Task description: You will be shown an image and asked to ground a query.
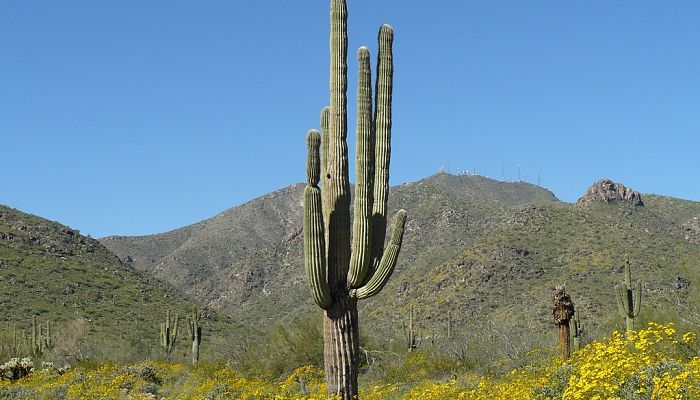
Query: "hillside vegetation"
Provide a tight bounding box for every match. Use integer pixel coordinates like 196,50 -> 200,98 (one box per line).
101,174 -> 700,372
0,205 -> 248,363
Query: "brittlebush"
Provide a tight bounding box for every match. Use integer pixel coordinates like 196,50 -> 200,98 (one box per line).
0,323 -> 697,399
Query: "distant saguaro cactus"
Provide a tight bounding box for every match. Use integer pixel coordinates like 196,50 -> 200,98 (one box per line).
615,255 -> 642,333
402,306 -> 421,352
160,311 -> 178,360
572,309 -> 584,351
188,307 -> 202,366
29,316 -> 52,358
552,285 -> 575,359
303,0 -> 407,397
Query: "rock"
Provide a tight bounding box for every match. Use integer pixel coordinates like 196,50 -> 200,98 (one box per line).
674,276 -> 690,290
578,179 -> 643,206
683,217 -> 700,235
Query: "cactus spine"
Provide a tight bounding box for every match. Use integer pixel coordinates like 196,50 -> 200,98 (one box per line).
303,1 -> 406,397
572,309 -> 584,351
552,285 -> 574,360
160,311 -> 178,360
188,307 -> 202,366
615,255 -> 642,332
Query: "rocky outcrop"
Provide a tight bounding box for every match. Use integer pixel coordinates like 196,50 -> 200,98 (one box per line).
578,179 -> 643,207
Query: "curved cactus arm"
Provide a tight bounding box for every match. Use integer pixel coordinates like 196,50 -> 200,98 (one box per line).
633,280 -> 642,317
304,129 -> 333,309
351,210 -> 406,300
615,284 -> 627,318
369,24 -> 394,275
348,47 -> 374,288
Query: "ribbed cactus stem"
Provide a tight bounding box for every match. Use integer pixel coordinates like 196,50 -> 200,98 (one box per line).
347,47 -> 374,287
351,210 -> 406,299
304,130 -> 332,310
370,24 -> 394,273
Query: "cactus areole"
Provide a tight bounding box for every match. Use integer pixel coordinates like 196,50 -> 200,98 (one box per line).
303,1 -> 407,397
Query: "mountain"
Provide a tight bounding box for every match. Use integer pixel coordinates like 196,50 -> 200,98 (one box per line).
101,173 -> 700,369
0,205 -> 247,362
100,173 -> 560,323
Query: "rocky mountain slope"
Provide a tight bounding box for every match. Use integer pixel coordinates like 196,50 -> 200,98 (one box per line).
0,205 -> 246,361
101,173 -> 700,362
101,174 -> 559,321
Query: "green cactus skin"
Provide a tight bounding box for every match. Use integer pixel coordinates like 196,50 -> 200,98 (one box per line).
160,311 -> 179,360
302,1 -> 406,397
572,309 -> 584,351
615,255 -> 642,332
188,307 -> 202,366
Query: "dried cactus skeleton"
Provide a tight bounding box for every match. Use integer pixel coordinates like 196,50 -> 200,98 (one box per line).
303,0 -> 407,397
552,285 -> 575,359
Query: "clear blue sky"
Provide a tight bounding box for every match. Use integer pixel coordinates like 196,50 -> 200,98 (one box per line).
2,1 -> 699,238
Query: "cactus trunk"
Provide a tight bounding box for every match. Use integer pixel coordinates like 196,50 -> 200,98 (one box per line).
323,292 -> 359,397
303,1 -> 406,397
559,323 -> 571,359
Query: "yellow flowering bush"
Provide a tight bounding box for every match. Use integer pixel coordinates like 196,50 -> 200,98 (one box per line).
0,322 -> 696,399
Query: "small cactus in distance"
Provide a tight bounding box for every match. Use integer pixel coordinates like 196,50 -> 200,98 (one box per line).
160,311 -> 178,360
447,311 -> 452,341
188,307 -> 202,366
615,255 -> 642,332
29,317 -> 53,358
572,309 -> 584,351
402,306 -> 421,352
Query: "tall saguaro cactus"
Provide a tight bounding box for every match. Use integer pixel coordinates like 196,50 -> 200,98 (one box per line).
303,1 -> 407,397
615,255 -> 642,332
188,307 -> 202,366
160,311 -> 178,360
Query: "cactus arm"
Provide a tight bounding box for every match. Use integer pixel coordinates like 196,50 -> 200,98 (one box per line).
348,47 -> 374,287
633,280 -> 642,318
369,24 -> 394,275
304,130 -> 332,309
351,210 -> 406,299
327,0 -> 352,291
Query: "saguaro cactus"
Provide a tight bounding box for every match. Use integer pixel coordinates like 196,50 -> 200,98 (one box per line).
188,307 -> 202,366
572,309 -> 584,351
160,311 -> 178,360
402,306 -> 421,352
615,255 -> 642,332
303,1 -> 406,397
552,285 -> 575,359
29,317 -> 53,358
